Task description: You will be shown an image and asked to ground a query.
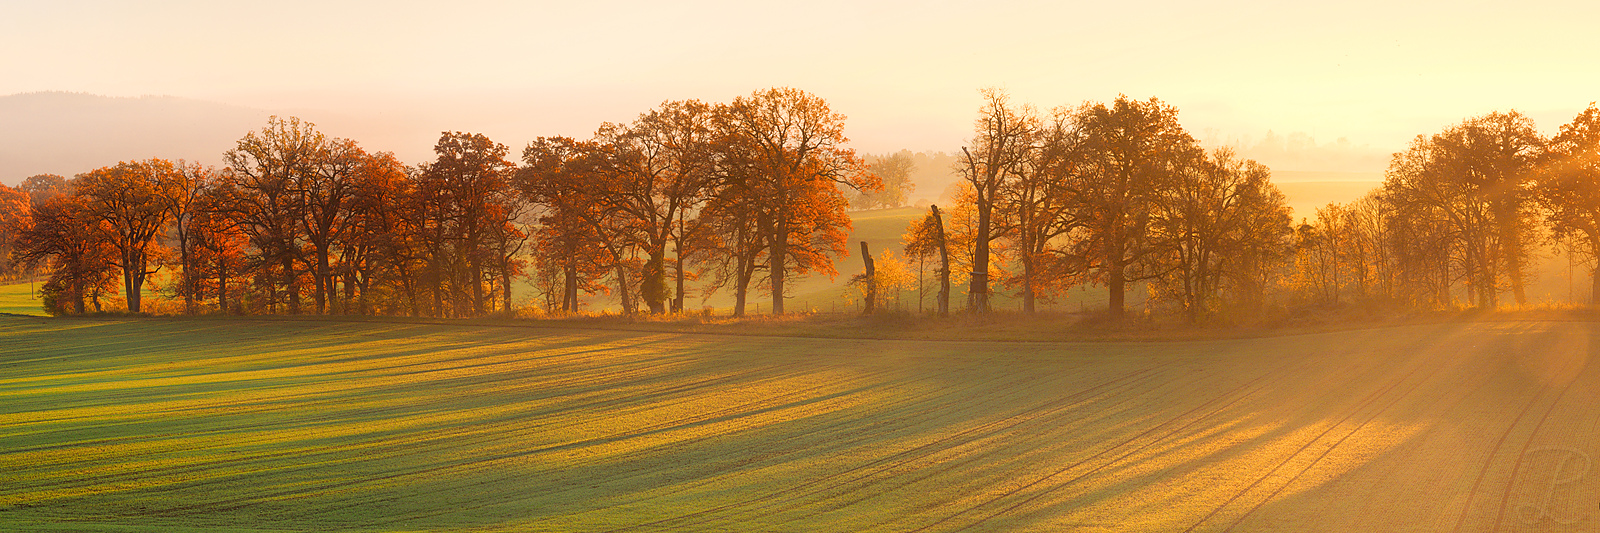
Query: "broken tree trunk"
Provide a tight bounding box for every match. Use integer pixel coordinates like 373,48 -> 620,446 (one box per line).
861,241 -> 876,315
930,205 -> 950,317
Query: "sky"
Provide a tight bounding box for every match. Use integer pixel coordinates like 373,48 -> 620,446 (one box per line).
4,0 -> 1600,174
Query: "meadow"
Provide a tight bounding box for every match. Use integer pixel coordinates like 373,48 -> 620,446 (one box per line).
2,314 -> 1597,531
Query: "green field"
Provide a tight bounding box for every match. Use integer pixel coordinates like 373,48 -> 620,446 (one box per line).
3,316 -> 1597,531
0,280 -> 46,317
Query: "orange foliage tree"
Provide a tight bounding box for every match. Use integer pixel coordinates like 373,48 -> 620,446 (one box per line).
75,159 -> 182,313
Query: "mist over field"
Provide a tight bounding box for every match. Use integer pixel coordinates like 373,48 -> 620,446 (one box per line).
0,92 -> 1383,219
7,2 -> 1600,529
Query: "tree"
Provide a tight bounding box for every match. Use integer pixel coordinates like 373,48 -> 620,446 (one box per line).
1071,96 -> 1200,319
11,194 -> 118,314
298,138 -> 365,314
188,181 -> 249,314
1539,103 -> 1600,304
343,151 -> 423,315
996,107 -> 1090,313
0,183 -> 30,280
956,89 -> 1038,312
163,161 -> 212,314
225,116 -> 322,314
1152,148 -> 1290,321
518,136 -> 614,314
855,151 -> 915,209
75,159 -> 181,313
593,100 -> 720,314
419,131 -> 519,317
723,87 -> 877,315
904,204 -> 952,316
19,174 -> 68,206
1383,111 -> 1543,308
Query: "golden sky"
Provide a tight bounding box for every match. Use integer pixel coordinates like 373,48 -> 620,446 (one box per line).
4,0 -> 1598,173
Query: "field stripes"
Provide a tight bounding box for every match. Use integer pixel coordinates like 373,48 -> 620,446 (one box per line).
0,317 -> 1597,531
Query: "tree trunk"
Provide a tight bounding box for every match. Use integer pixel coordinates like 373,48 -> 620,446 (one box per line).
1021,251 -> 1035,314
217,252 -> 228,315
123,261 -> 139,314
282,251 -> 300,314
770,209 -> 787,315
643,250 -> 666,314
470,256 -> 485,317
614,260 -> 632,315
674,254 -> 686,314
931,205 -> 950,317
315,246 -> 331,314
674,215 -> 686,313
1107,239 -> 1125,320
968,201 -> 991,313
502,258 -> 513,314
733,257 -> 752,318
72,278 -> 85,315
1592,264 -> 1600,307
429,256 -> 444,317
179,224 -> 195,315
860,241 -> 876,315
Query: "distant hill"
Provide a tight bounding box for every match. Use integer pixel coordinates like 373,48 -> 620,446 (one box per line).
0,92 -> 271,185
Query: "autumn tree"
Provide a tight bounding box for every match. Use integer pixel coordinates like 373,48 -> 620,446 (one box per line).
418,131 -> 519,317
1539,103 -> 1600,304
722,87 -> 877,314
0,183 -> 29,279
855,151 -> 915,209
1071,96 -> 1200,319
19,174 -> 68,206
1152,148 -> 1290,321
519,136 -> 615,314
956,89 -> 1038,312
225,116 -> 322,314
904,204 -> 952,316
188,181 -> 249,314
161,161 -> 212,314
1383,111 -> 1543,308
593,100 -> 720,314
995,107 -> 1090,313
75,160 -> 182,313
296,138 -> 366,314
700,160 -> 770,317
342,151 -> 422,315
11,194 -> 119,314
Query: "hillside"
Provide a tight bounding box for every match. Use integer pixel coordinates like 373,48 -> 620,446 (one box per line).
0,92 -> 271,185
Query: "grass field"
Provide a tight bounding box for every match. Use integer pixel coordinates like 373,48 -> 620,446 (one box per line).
0,280 -> 45,317
3,316 -> 1598,531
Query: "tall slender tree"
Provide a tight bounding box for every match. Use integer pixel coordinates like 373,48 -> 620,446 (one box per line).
956,89 -> 1038,312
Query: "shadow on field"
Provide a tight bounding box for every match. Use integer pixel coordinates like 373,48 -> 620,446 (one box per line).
2,318 -> 1598,531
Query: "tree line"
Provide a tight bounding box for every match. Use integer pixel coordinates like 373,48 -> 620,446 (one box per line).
6,87 -> 1600,321
905,91 -> 1291,321
1292,106 -> 1600,310
0,88 -> 877,317
897,92 -> 1600,321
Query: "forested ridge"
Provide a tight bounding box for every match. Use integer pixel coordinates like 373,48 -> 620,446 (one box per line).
4,87 -> 1599,322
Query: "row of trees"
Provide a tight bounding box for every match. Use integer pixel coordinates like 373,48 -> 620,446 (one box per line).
1294,106 -> 1600,309
907,91 -> 1292,321
10,87 -> 1600,320
1,88 -> 879,317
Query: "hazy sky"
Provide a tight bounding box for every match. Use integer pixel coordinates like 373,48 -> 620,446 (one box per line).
5,0 -> 1599,173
